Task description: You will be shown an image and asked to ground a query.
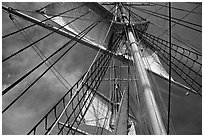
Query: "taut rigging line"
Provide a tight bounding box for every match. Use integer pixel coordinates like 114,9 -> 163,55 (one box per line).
2,9 -> 91,63
131,5 -> 201,28
2,10 -> 92,96
119,5 -> 202,56
149,2 -> 201,15
58,31 -> 123,136
12,17 -> 72,90
132,6 -> 201,33
2,3 -> 87,39
167,2 -> 172,134
2,6 -> 116,113
139,33 -> 202,96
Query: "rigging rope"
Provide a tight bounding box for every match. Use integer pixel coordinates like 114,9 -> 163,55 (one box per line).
57,30 -> 122,135
2,10 -> 91,63
93,14 -> 117,135
84,15 -> 117,135
139,33 -> 202,95
2,10 -> 101,113
150,2 -> 201,15
27,73 -> 86,134
145,3 -> 168,19
127,11 -> 175,134
54,48 -> 114,135
185,2 -> 202,5
27,25 -> 111,135
2,10 -> 91,97
93,15 -> 116,135
137,29 -> 201,65
13,17 -> 72,90
3,2 -> 201,135
64,60 -> 111,135
132,6 -> 201,28
47,7 -> 117,134
27,6 -> 118,135
131,6 -> 201,33
157,5 -> 201,35
149,22 -> 202,55
167,3 -> 172,134
156,4 -> 201,52
63,33 -> 123,135
54,49 -> 106,135
2,3 -> 87,39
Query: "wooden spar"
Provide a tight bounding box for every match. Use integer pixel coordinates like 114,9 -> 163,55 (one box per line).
2,5 -> 131,65
128,30 -> 166,134
114,90 -> 128,135
118,3 -> 166,134
3,5 -> 196,97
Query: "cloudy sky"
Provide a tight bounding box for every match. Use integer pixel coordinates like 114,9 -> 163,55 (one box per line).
2,2 -> 202,135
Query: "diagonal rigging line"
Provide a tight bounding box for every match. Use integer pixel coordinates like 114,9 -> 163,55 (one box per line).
58,29 -> 121,136
42,13 -> 111,23
71,17 -> 116,128
156,4 -> 202,54
63,47 -> 117,135
95,84 -> 110,135
27,73 -> 86,135
129,10 -> 201,61
132,6 -> 201,33
94,15 -> 116,135
2,9 -> 91,63
158,4 -> 201,37
132,5 -> 201,28
61,57 -> 110,135
52,47 -> 110,135
46,8 -> 117,135
65,33 -> 123,135
185,2 -> 202,5
144,31 -> 201,65
150,2 -> 201,15
129,6 -> 202,56
2,6 -> 115,114
149,22 -> 202,55
145,3 -> 168,19
140,35 -> 202,95
2,3 -> 87,39
67,40 -> 123,136
13,18 -> 72,90
133,24 -> 202,94
2,10 -> 91,96
28,8 -> 116,135
28,48 -> 107,135
3,19 -> 96,114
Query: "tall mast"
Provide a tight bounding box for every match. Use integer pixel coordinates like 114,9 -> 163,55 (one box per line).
118,3 -> 166,134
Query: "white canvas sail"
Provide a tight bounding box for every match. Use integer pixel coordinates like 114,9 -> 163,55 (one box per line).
2,2 -> 201,135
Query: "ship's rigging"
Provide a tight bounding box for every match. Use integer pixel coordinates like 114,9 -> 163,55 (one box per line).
2,2 -> 202,135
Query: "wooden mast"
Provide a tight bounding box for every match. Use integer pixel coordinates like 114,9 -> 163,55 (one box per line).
117,3 -> 166,134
